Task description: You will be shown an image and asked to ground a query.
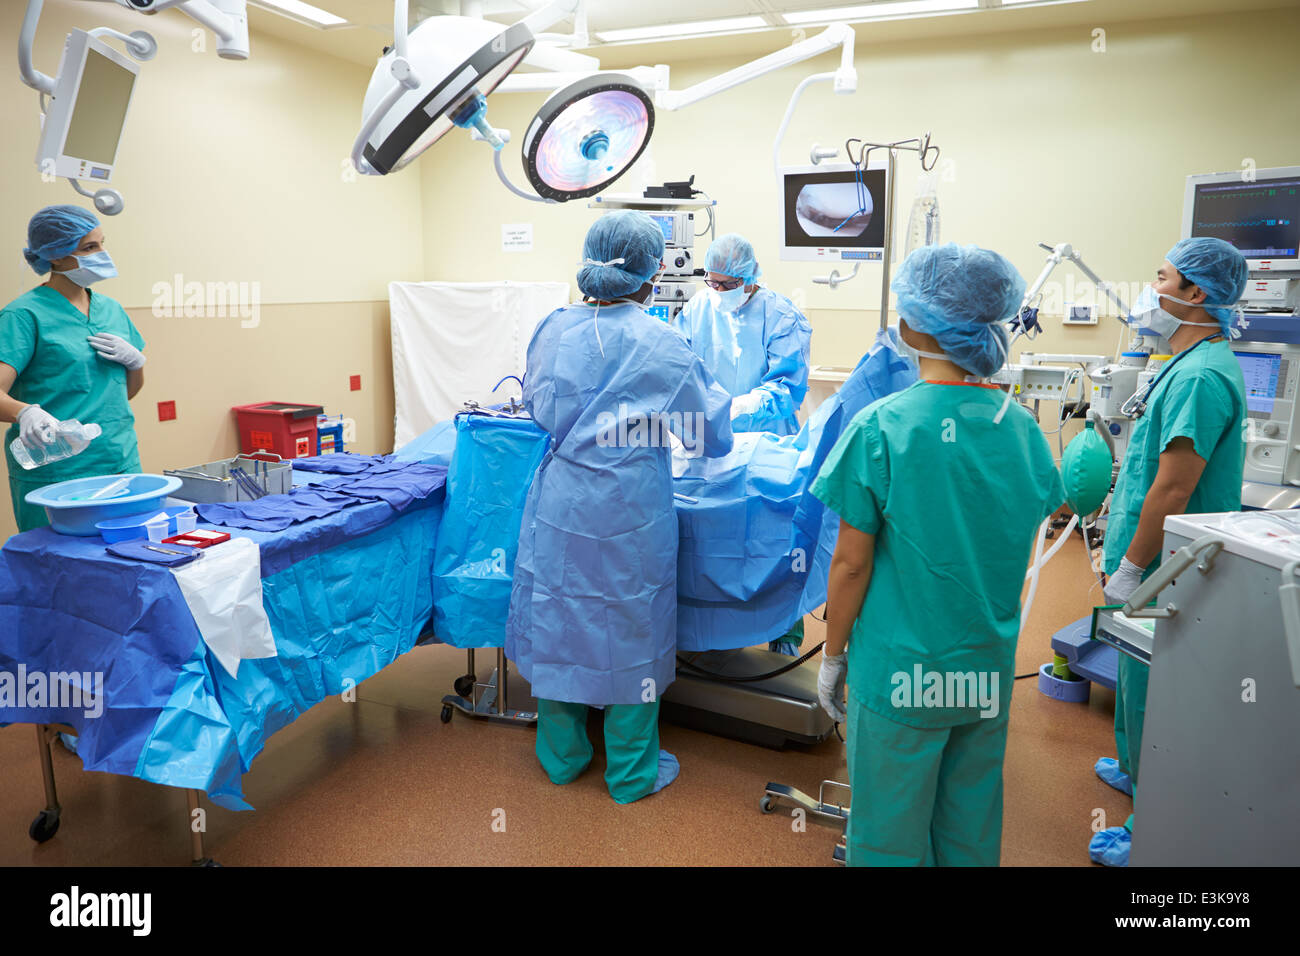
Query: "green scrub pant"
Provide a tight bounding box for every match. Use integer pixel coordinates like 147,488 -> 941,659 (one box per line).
536,698 -> 662,805
8,473 -> 54,533
1114,653 -> 1149,831
845,694 -> 1011,866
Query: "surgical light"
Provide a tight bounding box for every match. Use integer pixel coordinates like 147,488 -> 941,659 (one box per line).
521,74 -> 654,202
355,14 -> 534,175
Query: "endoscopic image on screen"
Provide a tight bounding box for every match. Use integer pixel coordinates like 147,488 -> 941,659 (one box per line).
782,168 -> 887,247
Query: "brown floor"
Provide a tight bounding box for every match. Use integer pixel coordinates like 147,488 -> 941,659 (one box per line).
0,530 -> 1129,866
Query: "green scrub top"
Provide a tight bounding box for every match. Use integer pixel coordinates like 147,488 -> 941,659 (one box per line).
811,380 -> 1065,729
1,286 -> 145,531
1102,339 -> 1246,577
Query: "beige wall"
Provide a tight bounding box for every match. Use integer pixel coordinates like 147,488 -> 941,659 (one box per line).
420,8 -> 1300,368
3,3 -> 1298,540
0,1 -> 420,539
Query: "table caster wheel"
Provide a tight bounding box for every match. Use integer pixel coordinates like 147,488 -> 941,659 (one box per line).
440,704 -> 453,723
759,795 -> 777,814
29,809 -> 60,843
453,674 -> 476,698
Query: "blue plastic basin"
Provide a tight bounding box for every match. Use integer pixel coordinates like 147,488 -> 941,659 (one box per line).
25,474 -> 184,536
96,505 -> 195,544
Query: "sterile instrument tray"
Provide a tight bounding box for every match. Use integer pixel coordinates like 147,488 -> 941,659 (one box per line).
165,453 -> 292,504
1090,605 -> 1155,664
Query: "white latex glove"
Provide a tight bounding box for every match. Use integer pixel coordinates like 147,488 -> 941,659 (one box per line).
17,404 -> 59,449
667,431 -> 689,478
818,651 -> 848,723
1103,557 -> 1145,607
87,333 -> 146,370
730,391 -> 762,421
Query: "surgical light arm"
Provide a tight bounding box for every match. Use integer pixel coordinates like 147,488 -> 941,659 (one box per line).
659,22 -> 855,112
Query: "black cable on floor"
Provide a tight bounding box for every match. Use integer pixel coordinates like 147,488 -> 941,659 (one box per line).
675,641 -> 826,683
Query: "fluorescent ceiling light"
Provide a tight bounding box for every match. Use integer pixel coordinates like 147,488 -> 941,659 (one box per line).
250,0 -> 348,27
783,1 -> 979,25
596,16 -> 768,43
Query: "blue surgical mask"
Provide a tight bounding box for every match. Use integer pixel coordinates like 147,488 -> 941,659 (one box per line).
710,285 -> 749,314
1128,285 -> 1221,340
55,251 -> 117,287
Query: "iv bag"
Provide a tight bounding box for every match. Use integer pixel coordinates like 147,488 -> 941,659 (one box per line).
903,171 -> 941,258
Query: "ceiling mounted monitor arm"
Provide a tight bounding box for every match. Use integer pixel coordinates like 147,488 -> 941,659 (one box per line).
768,25 -> 858,179
105,1 -> 249,59
657,22 -> 856,112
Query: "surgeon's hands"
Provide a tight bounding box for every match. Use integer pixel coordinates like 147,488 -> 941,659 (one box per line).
1103,557 -> 1145,607
818,651 -> 848,723
17,404 -> 59,449
87,333 -> 146,370
730,391 -> 761,421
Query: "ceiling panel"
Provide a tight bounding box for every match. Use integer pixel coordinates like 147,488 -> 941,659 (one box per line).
233,0 -> 1296,69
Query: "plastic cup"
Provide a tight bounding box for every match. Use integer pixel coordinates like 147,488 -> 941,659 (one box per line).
176,510 -> 198,534
145,518 -> 168,543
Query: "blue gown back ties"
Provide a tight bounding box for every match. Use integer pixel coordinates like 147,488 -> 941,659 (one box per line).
505,302 -> 734,708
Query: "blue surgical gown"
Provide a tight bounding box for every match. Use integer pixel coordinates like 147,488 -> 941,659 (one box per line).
672,286 -> 812,436
506,302 -> 733,706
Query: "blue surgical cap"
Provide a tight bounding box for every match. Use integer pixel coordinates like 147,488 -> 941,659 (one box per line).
577,211 -> 665,300
704,233 -> 761,284
24,204 -> 100,275
1166,237 -> 1249,332
893,242 -> 1025,379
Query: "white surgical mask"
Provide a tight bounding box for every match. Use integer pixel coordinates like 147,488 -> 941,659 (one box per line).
55,251 -> 117,287
1128,285 -> 1224,340
710,285 -> 749,314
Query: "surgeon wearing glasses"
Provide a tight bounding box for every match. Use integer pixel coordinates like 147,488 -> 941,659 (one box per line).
672,233 -> 812,437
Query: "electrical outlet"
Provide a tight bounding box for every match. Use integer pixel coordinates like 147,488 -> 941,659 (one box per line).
158,400 -> 176,422
350,375 -> 362,391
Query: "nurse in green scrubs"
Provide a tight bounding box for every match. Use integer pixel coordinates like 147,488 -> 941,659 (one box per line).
1089,237 -> 1248,867
0,205 -> 146,533
811,244 -> 1065,866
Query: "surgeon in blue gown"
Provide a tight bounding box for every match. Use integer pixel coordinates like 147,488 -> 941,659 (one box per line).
672,233 -> 812,437
506,211 -> 734,804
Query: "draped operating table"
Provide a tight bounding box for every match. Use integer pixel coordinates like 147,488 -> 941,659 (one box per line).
0,461 -> 446,864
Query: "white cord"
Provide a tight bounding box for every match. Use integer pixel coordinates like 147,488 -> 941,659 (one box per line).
494,150 -> 557,204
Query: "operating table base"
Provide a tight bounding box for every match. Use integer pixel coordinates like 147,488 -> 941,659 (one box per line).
661,648 -> 835,749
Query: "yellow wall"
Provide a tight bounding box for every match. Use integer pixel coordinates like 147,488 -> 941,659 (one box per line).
0,1 -> 420,539
420,8 -> 1300,368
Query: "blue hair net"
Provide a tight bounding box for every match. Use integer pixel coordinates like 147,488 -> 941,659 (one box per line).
893,242 -> 1025,379
577,211 -> 665,300
1166,237 -> 1249,332
704,233 -> 761,284
24,204 -> 100,275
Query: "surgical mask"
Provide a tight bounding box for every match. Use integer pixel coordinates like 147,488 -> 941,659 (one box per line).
710,285 -> 749,314
54,251 -> 116,287
1127,285 -> 1224,340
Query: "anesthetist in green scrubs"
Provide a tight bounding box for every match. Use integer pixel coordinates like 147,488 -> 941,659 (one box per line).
0,205 -> 147,533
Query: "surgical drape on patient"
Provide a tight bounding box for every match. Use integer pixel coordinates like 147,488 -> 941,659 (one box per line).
673,327 -> 918,649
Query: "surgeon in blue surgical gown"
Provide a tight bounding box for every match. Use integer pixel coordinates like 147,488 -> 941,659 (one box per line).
506,211 -> 733,804
672,233 -> 812,437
